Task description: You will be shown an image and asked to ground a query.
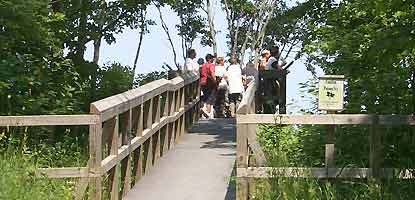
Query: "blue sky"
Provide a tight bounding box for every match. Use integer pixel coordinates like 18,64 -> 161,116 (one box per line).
84,0 -> 323,113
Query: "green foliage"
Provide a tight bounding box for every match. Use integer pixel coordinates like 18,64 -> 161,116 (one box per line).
96,62 -> 134,100
0,154 -> 72,200
302,0 -> 415,114
256,124 -> 415,199
134,71 -> 168,86
170,0 -> 208,51
0,0 -> 84,115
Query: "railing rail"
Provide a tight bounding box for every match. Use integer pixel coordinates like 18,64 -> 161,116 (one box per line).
235,81 -> 415,200
0,71 -> 201,200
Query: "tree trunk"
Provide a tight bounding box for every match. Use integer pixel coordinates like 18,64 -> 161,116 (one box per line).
93,0 -> 107,65
207,0 -> 217,57
231,19 -> 241,60
93,38 -> 102,64
133,8 -> 148,85
76,0 -> 88,63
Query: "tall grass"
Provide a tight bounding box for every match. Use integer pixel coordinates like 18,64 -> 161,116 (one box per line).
0,154 -> 73,200
253,125 -> 415,200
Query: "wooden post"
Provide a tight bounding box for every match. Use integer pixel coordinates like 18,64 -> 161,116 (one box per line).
153,131 -> 161,164
279,74 -> 287,114
136,104 -> 143,137
369,115 -> 382,177
174,90 -> 178,113
162,126 -> 169,156
170,122 -> 176,148
325,111 -> 336,171
181,87 -> 185,109
236,123 -> 249,200
163,92 -> 169,118
133,146 -> 143,184
146,98 -> 153,129
89,121 -> 102,200
109,116 -> 119,200
154,96 -> 161,123
144,136 -> 153,174
121,110 -> 132,196
169,91 -> 175,115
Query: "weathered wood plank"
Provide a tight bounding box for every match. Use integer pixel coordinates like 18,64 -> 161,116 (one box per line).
0,115 -> 99,126
89,121 -> 102,200
74,177 -> 89,200
237,114 -> 415,125
133,146 -> 143,184
36,167 -> 89,178
237,167 -> 415,179
121,110 -> 132,196
146,98 -> 153,130
91,79 -> 170,122
246,125 -> 267,167
236,124 -> 249,200
90,71 -> 198,122
236,82 -> 256,115
108,116 -> 120,200
369,115 -> 383,177
145,136 -> 153,174
325,111 -> 336,169
153,131 -> 161,164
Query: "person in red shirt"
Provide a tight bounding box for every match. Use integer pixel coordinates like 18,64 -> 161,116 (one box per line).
200,54 -> 216,118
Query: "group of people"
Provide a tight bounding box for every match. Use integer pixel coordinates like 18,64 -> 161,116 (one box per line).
184,47 -> 287,119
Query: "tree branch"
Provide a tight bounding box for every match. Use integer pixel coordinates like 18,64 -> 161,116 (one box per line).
154,2 -> 180,69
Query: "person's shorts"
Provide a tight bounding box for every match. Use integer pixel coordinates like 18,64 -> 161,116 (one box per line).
206,91 -> 216,105
229,93 -> 241,104
201,85 -> 210,102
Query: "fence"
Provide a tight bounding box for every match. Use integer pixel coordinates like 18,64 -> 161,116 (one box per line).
235,82 -> 415,200
0,71 -> 200,200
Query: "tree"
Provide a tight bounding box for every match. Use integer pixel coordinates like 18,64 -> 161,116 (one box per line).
222,0 -> 280,63
0,0 -> 83,115
205,0 -> 218,57
171,0 -> 208,60
302,0 -> 415,115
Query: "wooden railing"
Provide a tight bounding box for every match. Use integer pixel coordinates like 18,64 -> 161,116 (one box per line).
235,82 -> 415,200
0,71 -> 200,200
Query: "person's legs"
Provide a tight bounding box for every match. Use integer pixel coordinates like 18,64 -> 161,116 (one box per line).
206,90 -> 216,119
229,93 -> 239,117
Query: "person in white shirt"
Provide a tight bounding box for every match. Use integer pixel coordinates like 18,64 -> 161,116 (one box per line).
225,58 -> 244,116
265,46 -> 287,71
184,49 -> 199,72
215,57 -> 226,78
214,57 -> 228,118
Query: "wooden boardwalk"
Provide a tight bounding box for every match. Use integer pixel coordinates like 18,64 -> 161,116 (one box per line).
124,118 -> 236,200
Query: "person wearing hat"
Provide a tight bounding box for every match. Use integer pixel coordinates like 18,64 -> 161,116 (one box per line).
259,49 -> 270,71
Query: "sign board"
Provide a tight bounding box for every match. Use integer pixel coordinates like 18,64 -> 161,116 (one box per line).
318,75 -> 345,111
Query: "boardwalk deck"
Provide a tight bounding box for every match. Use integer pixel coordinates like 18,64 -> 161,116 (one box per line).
124,119 -> 236,200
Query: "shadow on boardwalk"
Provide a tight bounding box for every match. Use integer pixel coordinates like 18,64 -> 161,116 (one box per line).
188,118 -> 236,150
189,118 -> 237,200
125,118 -> 237,200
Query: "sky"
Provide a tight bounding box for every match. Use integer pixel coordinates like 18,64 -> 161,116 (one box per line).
84,0 -> 323,113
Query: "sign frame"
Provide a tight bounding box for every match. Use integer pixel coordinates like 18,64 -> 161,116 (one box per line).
318,75 -> 345,111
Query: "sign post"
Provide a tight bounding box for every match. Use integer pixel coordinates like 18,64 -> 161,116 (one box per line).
318,75 -> 345,173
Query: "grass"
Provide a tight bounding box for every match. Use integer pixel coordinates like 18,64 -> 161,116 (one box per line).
0,153 -> 74,200
252,124 -> 415,200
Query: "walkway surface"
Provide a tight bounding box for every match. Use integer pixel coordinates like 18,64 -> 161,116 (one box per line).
124,118 -> 236,200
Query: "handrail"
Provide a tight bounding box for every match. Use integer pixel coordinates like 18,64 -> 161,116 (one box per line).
236,81 -> 256,115
0,71 -> 201,200
91,71 -> 199,122
235,79 -> 415,200
88,71 -> 200,200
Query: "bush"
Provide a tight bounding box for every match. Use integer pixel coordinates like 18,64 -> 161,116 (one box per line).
254,124 -> 415,199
